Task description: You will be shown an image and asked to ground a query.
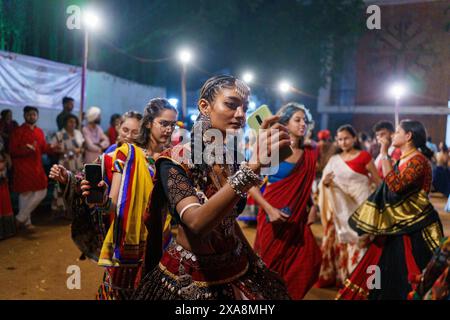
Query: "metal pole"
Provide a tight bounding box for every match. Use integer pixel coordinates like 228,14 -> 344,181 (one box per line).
80,30 -> 89,128
394,96 -> 399,127
181,63 -> 187,123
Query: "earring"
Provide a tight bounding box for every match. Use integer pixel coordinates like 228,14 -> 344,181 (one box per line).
199,112 -> 212,134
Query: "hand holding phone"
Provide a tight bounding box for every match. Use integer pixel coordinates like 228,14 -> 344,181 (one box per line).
247,105 -> 274,131
280,207 -> 293,216
248,105 -> 293,164
84,164 -> 105,204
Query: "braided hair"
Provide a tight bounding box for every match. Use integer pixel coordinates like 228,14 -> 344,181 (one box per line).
199,75 -> 250,104
190,75 -> 250,190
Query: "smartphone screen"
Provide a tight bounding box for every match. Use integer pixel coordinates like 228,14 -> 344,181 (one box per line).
280,207 -> 293,216
84,164 -> 104,204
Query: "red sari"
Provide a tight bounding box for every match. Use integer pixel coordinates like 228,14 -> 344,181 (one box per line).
254,147 -> 322,299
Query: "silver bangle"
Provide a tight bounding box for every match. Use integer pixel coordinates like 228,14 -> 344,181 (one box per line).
227,163 -> 262,198
179,203 -> 201,222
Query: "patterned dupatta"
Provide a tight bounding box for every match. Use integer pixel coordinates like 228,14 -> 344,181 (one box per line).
98,143 -> 153,267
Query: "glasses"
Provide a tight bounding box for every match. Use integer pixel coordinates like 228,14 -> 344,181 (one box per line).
298,117 -> 312,125
156,120 -> 177,130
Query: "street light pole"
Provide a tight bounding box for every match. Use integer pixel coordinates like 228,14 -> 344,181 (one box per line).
80,30 -> 89,128
181,62 -> 187,123
390,83 -> 406,128
394,96 -> 400,128
178,48 -> 192,123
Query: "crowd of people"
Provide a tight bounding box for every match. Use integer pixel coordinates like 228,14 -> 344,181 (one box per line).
0,98 -> 122,235
0,74 -> 449,300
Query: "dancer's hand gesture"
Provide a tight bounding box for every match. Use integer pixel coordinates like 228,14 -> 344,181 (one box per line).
379,137 -> 390,156
248,115 -> 291,173
322,172 -> 334,187
266,206 -> 290,224
49,164 -> 69,185
80,180 -> 107,198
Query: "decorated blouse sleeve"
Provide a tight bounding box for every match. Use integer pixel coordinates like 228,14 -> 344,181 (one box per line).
112,150 -> 127,174
385,155 -> 426,193
158,160 -> 198,216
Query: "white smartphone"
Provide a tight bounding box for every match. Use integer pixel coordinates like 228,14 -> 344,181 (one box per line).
247,104 -> 293,161
247,105 -> 273,131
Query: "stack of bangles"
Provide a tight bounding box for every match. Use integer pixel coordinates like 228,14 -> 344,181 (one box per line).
227,162 -> 263,198
177,163 -> 261,223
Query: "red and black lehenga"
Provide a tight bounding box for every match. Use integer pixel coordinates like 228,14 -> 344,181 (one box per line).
337,153 -> 444,300
133,148 -> 290,300
254,146 -> 322,300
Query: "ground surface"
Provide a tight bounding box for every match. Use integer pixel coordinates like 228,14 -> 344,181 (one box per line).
0,194 -> 448,300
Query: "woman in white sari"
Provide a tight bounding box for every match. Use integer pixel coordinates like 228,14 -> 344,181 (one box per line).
316,125 -> 381,288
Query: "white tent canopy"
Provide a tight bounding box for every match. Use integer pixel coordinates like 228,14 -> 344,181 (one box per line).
0,50 -> 166,135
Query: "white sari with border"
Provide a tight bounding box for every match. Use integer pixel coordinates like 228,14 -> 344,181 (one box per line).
319,154 -> 373,244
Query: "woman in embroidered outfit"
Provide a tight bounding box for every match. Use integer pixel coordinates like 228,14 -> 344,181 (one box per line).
316,125 -> 381,288
337,120 -> 444,300
50,104 -> 176,300
50,114 -> 85,218
247,102 -> 321,300
133,75 -> 291,300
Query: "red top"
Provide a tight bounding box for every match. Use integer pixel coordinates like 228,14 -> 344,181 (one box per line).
344,150 -> 372,176
385,153 -> 432,193
9,124 -> 52,193
107,126 -> 118,145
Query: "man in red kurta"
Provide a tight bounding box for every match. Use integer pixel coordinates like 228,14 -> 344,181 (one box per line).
9,106 -> 57,229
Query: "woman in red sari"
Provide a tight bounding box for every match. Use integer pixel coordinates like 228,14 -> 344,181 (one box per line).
337,120 -> 444,300
251,102 -> 322,300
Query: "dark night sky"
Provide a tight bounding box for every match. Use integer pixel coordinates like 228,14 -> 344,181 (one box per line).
0,0 -> 365,109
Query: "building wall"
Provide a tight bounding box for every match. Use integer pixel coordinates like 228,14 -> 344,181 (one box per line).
352,0 -> 450,141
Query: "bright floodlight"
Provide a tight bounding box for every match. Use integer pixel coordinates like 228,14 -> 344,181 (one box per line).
83,10 -> 101,31
390,83 -> 407,100
178,49 -> 193,64
242,72 -> 254,84
190,113 -> 198,122
168,98 -> 179,108
279,81 -> 291,93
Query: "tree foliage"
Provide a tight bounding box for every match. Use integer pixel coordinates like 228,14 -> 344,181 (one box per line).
0,0 -> 365,100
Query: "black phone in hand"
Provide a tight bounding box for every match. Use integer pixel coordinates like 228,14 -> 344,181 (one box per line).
84,164 -> 104,204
